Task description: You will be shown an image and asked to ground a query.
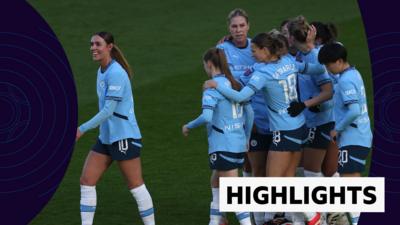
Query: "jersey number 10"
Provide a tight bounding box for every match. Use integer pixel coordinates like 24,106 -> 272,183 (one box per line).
278,74 -> 298,103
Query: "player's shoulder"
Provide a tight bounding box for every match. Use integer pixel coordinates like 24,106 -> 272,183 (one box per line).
340,67 -> 360,82
203,87 -> 220,99
108,61 -> 128,79
214,75 -> 232,88
217,41 -> 230,50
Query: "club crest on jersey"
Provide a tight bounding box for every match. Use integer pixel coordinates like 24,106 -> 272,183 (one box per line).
295,54 -> 303,62
244,68 -> 254,76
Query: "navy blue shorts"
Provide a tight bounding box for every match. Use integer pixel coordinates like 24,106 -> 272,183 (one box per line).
306,122 -> 335,149
338,145 -> 370,174
269,124 -> 308,152
209,151 -> 245,171
249,132 -> 272,152
92,138 -> 142,161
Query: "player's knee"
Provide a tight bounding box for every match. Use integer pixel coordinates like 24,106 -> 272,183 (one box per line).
127,178 -> 144,189
80,175 -> 97,186
322,168 -> 337,177
252,164 -> 266,177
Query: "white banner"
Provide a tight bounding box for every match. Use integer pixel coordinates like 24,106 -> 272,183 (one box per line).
219,177 -> 385,212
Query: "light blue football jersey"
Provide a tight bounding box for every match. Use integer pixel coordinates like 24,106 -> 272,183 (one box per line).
297,47 -> 334,128
334,67 -> 372,148
247,55 -> 306,131
218,39 -> 270,134
96,60 -> 141,144
202,75 -> 247,154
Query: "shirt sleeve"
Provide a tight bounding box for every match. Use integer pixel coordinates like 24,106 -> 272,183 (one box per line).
105,71 -> 125,101
335,103 -> 361,132
313,72 -> 332,86
339,80 -> 359,105
186,109 -> 214,129
202,89 -> 218,110
243,103 -> 254,142
296,61 -> 325,75
247,70 -> 267,93
216,85 -> 255,103
79,100 -> 118,133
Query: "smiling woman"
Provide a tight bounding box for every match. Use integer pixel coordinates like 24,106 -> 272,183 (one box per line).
76,31 -> 155,225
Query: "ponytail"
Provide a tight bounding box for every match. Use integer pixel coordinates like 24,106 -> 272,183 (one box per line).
216,49 -> 242,91
111,44 -> 133,78
203,48 -> 241,91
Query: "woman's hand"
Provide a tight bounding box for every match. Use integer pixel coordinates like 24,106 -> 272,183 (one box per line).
306,24 -> 317,48
76,128 -> 84,141
182,125 -> 190,137
203,80 -> 217,90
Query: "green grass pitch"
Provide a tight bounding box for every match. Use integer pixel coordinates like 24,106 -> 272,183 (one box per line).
29,0 -> 372,224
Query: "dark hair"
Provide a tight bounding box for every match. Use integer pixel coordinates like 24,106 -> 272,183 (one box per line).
227,8 -> 249,24
287,15 -> 309,43
310,21 -> 338,44
280,19 -> 290,30
318,42 -> 347,64
95,31 -> 133,78
203,48 -> 241,91
251,30 -> 288,58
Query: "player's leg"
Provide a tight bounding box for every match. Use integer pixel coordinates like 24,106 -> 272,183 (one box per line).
267,126 -> 306,177
303,147 -> 325,177
80,140 -> 113,225
211,152 -> 251,225
247,133 -> 271,224
322,141 -> 339,177
338,145 -> 371,225
242,154 -> 252,177
285,151 -> 302,177
303,123 -> 334,177
115,139 -> 155,225
247,151 -> 266,225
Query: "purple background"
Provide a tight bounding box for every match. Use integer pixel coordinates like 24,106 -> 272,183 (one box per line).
0,0 -> 398,224
0,1 -> 77,224
357,0 -> 400,224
